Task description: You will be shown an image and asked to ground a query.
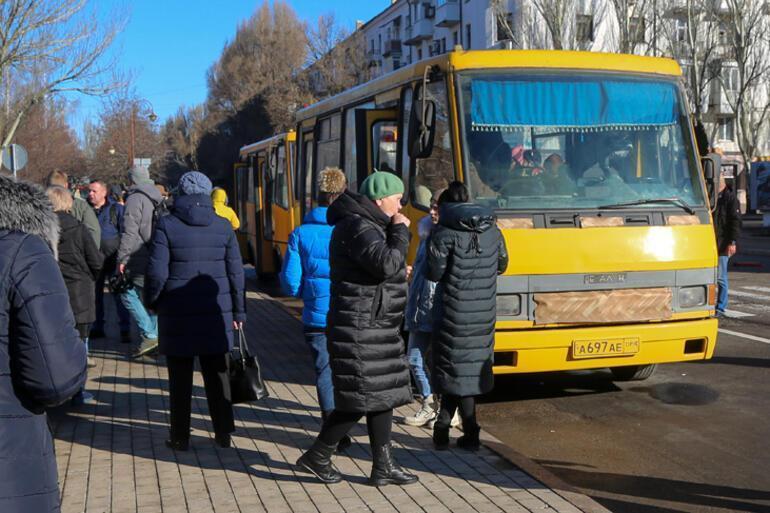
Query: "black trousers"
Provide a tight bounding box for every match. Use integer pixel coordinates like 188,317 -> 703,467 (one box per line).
166,354 -> 235,441
319,409 -> 393,448
435,394 -> 478,430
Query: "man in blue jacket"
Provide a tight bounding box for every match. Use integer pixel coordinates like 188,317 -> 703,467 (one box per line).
88,179 -> 131,342
0,174 -> 87,512
280,167 -> 348,449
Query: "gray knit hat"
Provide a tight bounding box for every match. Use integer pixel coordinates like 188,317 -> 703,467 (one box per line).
129,164 -> 152,185
178,171 -> 213,196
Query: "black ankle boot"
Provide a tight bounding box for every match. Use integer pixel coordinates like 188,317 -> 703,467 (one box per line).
296,439 -> 342,484
215,433 -> 231,448
165,438 -> 189,451
433,426 -> 450,451
369,444 -> 418,487
456,424 -> 481,451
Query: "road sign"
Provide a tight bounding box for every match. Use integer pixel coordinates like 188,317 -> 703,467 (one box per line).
1,144 -> 28,180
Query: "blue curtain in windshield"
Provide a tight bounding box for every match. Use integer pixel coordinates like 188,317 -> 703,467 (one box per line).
470,78 -> 678,131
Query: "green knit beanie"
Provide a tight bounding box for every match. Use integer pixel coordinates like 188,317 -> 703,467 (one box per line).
360,171 -> 404,200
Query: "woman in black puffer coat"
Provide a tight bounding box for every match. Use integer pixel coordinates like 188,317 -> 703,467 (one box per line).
296,172 -> 417,487
427,182 -> 508,451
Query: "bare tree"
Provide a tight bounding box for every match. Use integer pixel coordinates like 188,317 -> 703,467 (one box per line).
605,0 -> 655,54
720,0 -> 770,167
658,0 -> 721,122
161,105 -> 205,171
0,0 -> 125,150
305,14 -> 368,98
530,0 -> 571,49
490,0 -> 518,45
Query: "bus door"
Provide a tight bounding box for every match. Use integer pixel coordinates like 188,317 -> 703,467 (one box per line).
356,109 -> 399,183
232,163 -> 249,261
259,143 -> 292,274
256,150 -> 274,275
299,130 -> 314,220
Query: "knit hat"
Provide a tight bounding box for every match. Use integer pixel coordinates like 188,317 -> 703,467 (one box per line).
178,171 -> 212,196
360,171 -> 404,200
129,164 -> 152,184
319,167 -> 347,194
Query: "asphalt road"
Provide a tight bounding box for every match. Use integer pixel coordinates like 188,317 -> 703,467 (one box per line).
478,259 -> 770,513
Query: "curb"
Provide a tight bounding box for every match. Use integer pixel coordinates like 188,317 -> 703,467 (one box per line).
247,274 -> 612,513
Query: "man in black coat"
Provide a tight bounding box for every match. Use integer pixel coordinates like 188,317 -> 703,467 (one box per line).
296,171 -> 418,487
0,175 -> 87,512
714,173 -> 741,315
427,182 -> 508,451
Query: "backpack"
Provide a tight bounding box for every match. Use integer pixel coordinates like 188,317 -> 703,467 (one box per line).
133,189 -> 170,234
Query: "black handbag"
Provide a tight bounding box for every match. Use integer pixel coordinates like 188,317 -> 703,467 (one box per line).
228,327 -> 269,404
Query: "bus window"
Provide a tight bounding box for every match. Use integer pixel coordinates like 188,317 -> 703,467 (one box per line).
275,145 -> 289,209
302,135 -> 314,215
372,120 -> 398,174
260,152 -> 273,240
412,80 -> 456,209
316,113 -> 341,182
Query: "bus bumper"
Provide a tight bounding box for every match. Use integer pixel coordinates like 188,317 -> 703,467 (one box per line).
492,318 -> 718,374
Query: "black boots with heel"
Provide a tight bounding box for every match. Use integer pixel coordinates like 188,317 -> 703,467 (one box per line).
296,439 -> 342,484
369,444 -> 418,487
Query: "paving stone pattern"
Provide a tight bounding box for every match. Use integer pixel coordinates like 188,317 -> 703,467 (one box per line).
50,290 -> 588,513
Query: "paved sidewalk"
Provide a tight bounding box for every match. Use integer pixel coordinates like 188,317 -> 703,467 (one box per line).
50,288 -> 605,513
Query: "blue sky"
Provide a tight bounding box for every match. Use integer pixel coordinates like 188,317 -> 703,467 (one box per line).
70,1 -> 387,136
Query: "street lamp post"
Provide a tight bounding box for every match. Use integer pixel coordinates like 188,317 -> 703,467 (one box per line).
128,99 -> 158,168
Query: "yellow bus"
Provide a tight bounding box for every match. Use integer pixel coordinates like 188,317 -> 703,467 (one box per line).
291,49 -> 720,381
233,131 -> 298,275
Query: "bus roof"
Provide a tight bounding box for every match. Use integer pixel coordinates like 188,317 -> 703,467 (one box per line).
295,49 -> 682,122
239,131 -> 296,157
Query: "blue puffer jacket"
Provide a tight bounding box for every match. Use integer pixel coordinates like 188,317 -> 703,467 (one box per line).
144,193 -> 246,357
280,207 -> 332,328
0,176 -> 87,513
404,215 -> 439,333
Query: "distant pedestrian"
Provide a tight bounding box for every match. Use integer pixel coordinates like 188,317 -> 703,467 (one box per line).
145,171 -> 246,451
47,185 -> 104,403
117,165 -> 162,357
46,170 -> 101,246
427,182 -> 508,451
211,187 -> 240,230
280,167 -> 348,449
87,179 -> 131,342
714,172 -> 742,315
0,175 -> 87,513
296,171 -> 418,487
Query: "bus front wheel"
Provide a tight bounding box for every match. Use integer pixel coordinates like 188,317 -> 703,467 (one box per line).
610,364 -> 657,382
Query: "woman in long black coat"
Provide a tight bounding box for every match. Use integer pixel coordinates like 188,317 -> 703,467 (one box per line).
296,171 -> 417,487
427,182 -> 508,451
145,171 -> 245,451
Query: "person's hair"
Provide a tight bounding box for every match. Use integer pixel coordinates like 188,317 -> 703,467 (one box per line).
90,179 -> 108,190
46,170 -> 69,188
438,181 -> 469,205
46,185 -> 73,212
317,191 -> 342,207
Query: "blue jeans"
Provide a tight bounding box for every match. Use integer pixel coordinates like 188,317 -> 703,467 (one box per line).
304,329 -> 335,412
407,331 -> 432,398
120,285 -> 158,339
717,255 -> 730,313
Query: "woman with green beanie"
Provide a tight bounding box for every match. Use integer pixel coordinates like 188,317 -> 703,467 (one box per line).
296,171 -> 418,487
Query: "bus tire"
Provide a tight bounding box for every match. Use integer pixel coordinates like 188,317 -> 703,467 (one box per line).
610,364 -> 657,382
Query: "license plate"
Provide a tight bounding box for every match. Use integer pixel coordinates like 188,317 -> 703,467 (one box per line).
572,338 -> 640,359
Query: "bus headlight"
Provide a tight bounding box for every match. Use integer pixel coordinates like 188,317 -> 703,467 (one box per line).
679,286 -> 707,308
497,294 -> 522,316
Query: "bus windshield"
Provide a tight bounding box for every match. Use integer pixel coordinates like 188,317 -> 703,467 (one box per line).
457,72 -> 706,211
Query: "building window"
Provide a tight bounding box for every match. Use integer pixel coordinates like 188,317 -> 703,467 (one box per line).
465,24 -> 471,48
496,12 -> 514,42
629,16 -> 645,43
675,18 -> 688,43
453,31 -> 458,47
417,48 -> 423,60
441,37 -> 446,53
717,117 -> 735,141
722,66 -> 739,93
576,14 -> 594,43
718,22 -> 729,44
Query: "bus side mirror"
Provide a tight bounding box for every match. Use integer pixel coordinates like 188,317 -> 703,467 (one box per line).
701,156 -> 717,211
408,86 -> 436,159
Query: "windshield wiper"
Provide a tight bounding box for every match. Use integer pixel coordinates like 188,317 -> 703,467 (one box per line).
598,198 -> 696,215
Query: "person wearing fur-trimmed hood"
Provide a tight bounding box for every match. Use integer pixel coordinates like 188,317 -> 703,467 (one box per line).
0,174 -> 87,512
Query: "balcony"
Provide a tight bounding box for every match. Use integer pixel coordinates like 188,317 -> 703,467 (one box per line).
383,38 -> 402,57
366,48 -> 381,68
404,18 -> 434,45
435,0 -> 460,27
